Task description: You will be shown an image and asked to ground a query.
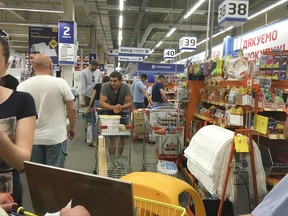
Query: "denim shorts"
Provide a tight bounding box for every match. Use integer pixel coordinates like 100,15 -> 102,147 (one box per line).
31,140 -> 67,168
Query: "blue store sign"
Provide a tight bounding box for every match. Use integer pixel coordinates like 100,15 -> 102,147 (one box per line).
58,20 -> 77,65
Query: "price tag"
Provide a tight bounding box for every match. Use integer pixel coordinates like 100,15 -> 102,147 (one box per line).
253,114 -> 268,135
234,135 -> 249,153
218,0 -> 249,27
164,49 -> 176,60
179,36 -> 197,52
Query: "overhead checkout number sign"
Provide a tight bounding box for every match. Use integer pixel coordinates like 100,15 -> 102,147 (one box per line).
58,20 -> 78,65
164,49 -> 176,60
179,36 -> 197,52
118,47 -> 150,63
218,0 -> 249,27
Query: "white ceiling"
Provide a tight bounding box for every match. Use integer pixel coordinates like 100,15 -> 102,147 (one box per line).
0,0 -> 282,64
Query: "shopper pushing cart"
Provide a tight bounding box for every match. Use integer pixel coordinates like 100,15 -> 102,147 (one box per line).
98,71 -> 133,177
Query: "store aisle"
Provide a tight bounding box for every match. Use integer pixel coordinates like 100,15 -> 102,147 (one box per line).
21,115 -> 144,212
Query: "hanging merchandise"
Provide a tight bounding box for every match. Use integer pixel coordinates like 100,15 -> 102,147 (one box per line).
226,57 -> 249,80
211,58 -> 224,77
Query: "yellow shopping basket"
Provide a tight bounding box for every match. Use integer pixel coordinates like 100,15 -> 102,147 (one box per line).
134,196 -> 186,216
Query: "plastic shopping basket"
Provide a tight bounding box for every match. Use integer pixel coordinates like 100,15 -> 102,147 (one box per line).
134,196 -> 186,216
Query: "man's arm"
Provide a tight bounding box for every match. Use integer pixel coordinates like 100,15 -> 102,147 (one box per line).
99,95 -> 115,110
160,88 -> 168,102
120,95 -> 133,110
66,100 -> 77,140
81,72 -> 87,106
141,88 -> 153,104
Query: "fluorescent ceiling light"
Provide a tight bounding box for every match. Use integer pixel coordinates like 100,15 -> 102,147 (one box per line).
248,0 -> 288,20
118,30 -> 122,41
150,49 -> 155,54
166,28 -> 177,37
212,26 -> 233,38
119,15 -> 123,28
118,39 -> 122,46
196,26 -> 233,46
184,0 -> 206,19
0,21 -> 57,27
0,6 -> 63,13
119,0 -> 124,11
155,41 -> 163,48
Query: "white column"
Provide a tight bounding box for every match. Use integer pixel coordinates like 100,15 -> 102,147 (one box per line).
61,0 -> 75,87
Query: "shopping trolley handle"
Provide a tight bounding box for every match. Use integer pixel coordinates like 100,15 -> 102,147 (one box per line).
100,125 -> 108,129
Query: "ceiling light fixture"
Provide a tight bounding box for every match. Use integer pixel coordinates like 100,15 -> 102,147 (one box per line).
184,0 -> 206,19
155,41 -> 163,48
0,6 -> 63,14
119,0 -> 124,11
166,27 -> 177,37
248,0 -> 288,20
119,15 -> 123,28
118,30 -> 123,41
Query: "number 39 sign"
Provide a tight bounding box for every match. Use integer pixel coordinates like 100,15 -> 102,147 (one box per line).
218,0 -> 249,27
179,36 -> 197,52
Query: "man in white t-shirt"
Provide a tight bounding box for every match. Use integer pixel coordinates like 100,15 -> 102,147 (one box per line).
17,54 -> 77,168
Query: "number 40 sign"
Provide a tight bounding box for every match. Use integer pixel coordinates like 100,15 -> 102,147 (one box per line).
218,0 -> 249,27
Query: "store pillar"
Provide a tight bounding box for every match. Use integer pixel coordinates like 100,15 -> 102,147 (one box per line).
61,0 -> 75,87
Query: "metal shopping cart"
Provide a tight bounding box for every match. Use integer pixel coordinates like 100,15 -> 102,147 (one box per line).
94,114 -> 132,178
142,108 -> 184,172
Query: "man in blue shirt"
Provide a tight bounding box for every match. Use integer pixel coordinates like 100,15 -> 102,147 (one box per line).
132,74 -> 153,109
151,75 -> 168,103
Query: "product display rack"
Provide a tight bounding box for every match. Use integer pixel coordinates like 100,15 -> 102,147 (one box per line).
185,77 -> 288,188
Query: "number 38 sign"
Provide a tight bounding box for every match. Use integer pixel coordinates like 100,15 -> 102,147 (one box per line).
218,0 -> 249,27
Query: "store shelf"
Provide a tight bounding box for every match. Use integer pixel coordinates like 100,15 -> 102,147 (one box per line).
253,132 -> 285,140
201,99 -> 236,107
194,113 -> 243,129
258,108 -> 285,112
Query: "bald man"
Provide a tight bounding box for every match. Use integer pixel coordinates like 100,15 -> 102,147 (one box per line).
17,54 -> 76,168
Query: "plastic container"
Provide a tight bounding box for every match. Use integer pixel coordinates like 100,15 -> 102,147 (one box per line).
99,115 -> 121,133
157,160 -> 178,177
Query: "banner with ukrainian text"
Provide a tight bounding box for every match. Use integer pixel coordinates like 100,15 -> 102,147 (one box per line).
233,18 -> 288,58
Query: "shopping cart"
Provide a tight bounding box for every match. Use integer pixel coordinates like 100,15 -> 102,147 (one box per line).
142,108 -> 184,172
94,114 -> 132,178
134,196 -> 186,216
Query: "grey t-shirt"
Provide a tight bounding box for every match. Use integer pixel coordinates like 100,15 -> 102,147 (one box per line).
100,82 -> 131,106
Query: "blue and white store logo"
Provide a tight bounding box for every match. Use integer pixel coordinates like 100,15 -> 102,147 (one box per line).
151,65 -> 155,69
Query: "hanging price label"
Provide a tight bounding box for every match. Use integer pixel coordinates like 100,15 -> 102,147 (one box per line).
218,0 -> 249,27
179,36 -> 197,52
164,49 -> 176,60
234,135 -> 249,153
